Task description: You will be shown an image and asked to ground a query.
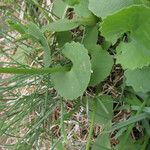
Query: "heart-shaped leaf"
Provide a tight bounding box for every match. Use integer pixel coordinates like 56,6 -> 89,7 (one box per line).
51,42 -> 91,100
100,5 -> 150,69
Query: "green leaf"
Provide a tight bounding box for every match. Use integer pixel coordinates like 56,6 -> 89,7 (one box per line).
7,19 -> 27,34
42,18 -> 80,32
27,23 -> 44,41
52,0 -> 67,18
89,95 -> 113,150
83,26 -> 98,50
88,0 -> 147,18
26,23 -> 51,67
100,5 -> 150,69
62,0 -> 80,6
89,46 -> 113,86
42,17 -> 97,33
56,142 -> 66,150
92,133 -> 111,150
74,0 -> 93,17
56,31 -> 72,47
51,42 -> 91,100
115,135 -> 142,150
109,113 -> 149,132
125,66 -> 150,93
89,95 -> 113,125
13,45 -> 33,64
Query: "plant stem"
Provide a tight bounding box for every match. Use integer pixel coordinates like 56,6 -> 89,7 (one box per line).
86,99 -> 97,150
0,66 -> 70,75
60,99 -> 67,142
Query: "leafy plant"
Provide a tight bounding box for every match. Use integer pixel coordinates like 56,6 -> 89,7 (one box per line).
0,0 -> 150,150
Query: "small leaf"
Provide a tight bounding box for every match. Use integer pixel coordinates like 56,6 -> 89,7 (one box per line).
100,5 -> 150,69
125,66 -> 150,93
51,42 -> 91,100
89,46 -> 113,86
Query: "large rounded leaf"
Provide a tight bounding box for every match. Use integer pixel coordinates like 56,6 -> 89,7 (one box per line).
51,42 -> 91,100
100,5 -> 150,69
89,46 -> 113,86
125,66 -> 150,93
88,0 -> 150,18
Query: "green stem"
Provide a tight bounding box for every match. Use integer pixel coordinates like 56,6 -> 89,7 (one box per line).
86,100 -> 97,150
60,99 -> 67,142
0,66 -> 70,75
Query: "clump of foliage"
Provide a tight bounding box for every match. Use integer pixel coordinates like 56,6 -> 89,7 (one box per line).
0,0 -> 150,150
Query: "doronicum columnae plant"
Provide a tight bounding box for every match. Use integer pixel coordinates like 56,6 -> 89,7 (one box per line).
0,0 -> 150,149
